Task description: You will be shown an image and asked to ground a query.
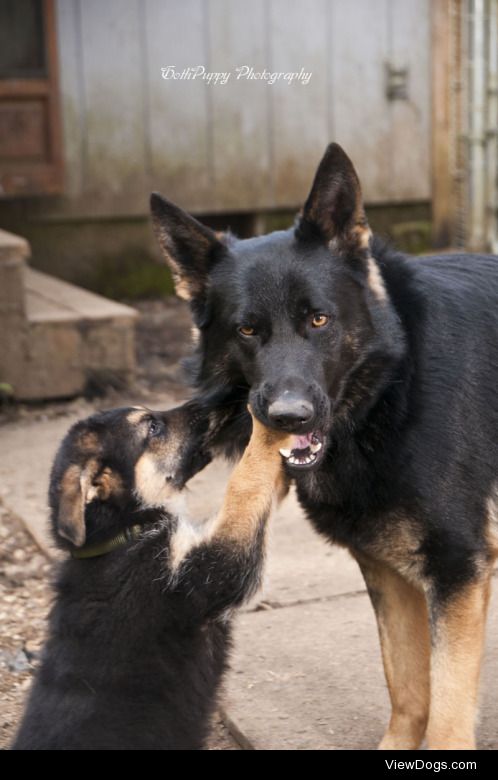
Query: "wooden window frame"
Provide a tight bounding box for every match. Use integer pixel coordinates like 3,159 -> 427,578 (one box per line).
0,0 -> 63,197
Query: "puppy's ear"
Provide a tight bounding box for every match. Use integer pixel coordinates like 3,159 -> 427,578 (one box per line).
295,143 -> 371,253
56,461 -> 117,547
150,193 -> 224,302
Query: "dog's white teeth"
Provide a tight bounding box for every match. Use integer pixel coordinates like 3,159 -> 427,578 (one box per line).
286,453 -> 317,466
309,441 -> 323,455
279,448 -> 293,458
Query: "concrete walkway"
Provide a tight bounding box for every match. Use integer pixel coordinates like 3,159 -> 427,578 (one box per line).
1,405 -> 497,749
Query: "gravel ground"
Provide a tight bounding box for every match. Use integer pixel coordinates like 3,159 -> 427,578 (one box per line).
0,503 -> 52,749
0,297 -> 239,750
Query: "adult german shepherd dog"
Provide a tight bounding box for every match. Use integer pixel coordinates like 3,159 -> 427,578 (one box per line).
150,144 -> 498,750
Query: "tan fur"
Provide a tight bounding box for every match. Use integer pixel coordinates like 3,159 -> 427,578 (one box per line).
356,555 -> 430,750
191,325 -> 201,346
485,485 -> 498,556
172,273 -> 193,301
126,409 -> 147,426
367,256 -> 387,302
57,464 -> 87,547
353,224 -> 372,250
90,467 -> 124,502
426,576 -> 492,750
57,459 -> 100,547
363,513 -> 425,588
154,224 -> 214,301
134,451 -> 177,508
169,418 -> 292,570
76,431 -> 100,454
208,419 -> 293,545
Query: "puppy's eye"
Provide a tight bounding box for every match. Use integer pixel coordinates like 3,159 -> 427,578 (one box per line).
148,419 -> 163,438
238,325 -> 256,337
311,313 -> 330,329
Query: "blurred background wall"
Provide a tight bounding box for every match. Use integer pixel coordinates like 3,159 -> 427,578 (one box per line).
0,0 -> 496,298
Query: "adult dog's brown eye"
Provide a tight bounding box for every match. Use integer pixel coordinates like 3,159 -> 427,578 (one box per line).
238,326 -> 256,337
311,314 -> 329,328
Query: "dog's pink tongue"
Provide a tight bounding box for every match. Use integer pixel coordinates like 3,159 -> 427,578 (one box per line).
291,433 -> 312,451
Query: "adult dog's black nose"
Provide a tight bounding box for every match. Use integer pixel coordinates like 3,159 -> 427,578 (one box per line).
268,393 -> 314,429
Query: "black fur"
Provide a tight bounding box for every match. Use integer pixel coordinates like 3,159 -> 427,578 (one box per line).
150,148 -> 498,606
150,143 -> 498,748
12,404 -> 263,750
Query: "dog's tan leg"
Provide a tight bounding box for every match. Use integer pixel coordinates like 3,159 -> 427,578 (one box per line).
356,556 -> 430,750
426,575 -> 492,750
209,416 -> 291,546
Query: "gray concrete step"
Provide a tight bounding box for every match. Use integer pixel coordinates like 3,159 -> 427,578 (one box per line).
0,228 -> 138,401
25,268 -> 137,324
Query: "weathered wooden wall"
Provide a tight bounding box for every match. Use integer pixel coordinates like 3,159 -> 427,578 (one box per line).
53,0 -> 431,218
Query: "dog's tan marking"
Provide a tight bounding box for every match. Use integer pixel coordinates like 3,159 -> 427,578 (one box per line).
134,451 -> 177,508
86,467 -> 124,502
152,217 -> 216,302
172,274 -> 193,301
352,224 -> 372,250
133,410 -> 192,509
169,417 -> 292,571
363,513 -> 425,587
356,554 -> 430,750
485,485 -> 498,556
367,256 -> 387,302
191,325 -> 201,346
57,464 -> 87,547
329,222 -> 386,302
208,418 -> 292,545
57,458 -> 100,547
126,409 -> 147,426
426,576 -> 492,750
76,431 -> 100,454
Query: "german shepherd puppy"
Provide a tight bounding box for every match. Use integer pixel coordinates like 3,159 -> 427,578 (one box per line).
12,402 -> 291,750
150,144 -> 498,750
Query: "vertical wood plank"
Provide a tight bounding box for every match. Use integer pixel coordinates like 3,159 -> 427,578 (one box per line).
56,0 -> 83,198
79,0 -> 147,215
144,0 -> 210,211
330,0 -> 391,203
431,0 -> 453,246
207,0 -> 271,211
43,0 -> 64,192
389,0 -> 431,201
269,0 -> 329,207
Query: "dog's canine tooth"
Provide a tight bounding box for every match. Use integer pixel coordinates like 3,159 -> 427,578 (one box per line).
279,447 -> 292,458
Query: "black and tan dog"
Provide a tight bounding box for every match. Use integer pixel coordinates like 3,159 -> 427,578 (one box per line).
12,402 -> 291,750
150,144 -> 498,750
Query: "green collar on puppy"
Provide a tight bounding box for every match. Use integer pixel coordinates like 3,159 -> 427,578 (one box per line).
71,524 -> 144,559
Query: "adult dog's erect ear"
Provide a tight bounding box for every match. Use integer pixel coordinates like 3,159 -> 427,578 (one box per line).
150,193 -> 224,302
296,143 -> 371,252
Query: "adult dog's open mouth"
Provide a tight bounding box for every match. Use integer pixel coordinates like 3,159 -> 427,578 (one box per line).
279,431 -> 326,470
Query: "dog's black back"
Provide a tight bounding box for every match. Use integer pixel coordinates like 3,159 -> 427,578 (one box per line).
14,539 -> 230,750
